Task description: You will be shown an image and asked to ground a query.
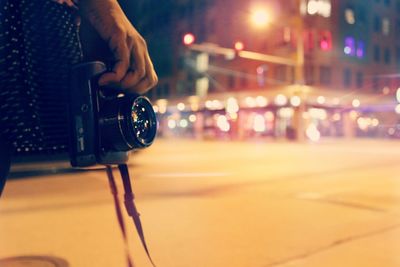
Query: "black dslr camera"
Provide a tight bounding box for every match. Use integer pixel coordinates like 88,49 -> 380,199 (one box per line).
70,61 -> 157,167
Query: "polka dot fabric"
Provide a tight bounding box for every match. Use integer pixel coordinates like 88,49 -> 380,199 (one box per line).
0,0 -> 82,156
52,0 -> 79,9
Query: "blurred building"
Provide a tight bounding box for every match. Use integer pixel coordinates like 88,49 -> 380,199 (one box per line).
146,0 -> 400,140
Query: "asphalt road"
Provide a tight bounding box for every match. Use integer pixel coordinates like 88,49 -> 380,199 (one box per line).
0,138 -> 400,267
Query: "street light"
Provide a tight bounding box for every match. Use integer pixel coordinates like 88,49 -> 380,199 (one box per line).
250,8 -> 270,28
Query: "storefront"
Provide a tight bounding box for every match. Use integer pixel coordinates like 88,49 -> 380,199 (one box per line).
153,85 -> 398,141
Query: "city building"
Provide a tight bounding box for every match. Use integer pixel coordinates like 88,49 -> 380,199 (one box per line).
149,0 -> 400,140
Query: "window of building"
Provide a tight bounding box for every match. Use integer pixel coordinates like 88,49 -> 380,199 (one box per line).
344,8 -> 355,24
356,41 -> 365,58
374,16 -> 381,32
343,68 -> 352,87
305,0 -> 332,18
382,18 -> 390,35
319,30 -> 332,51
384,47 -> 391,64
344,37 -> 365,58
319,66 -> 332,85
283,27 -> 292,43
356,72 -> 364,88
344,36 -> 356,56
305,65 -> 315,85
374,45 -> 381,62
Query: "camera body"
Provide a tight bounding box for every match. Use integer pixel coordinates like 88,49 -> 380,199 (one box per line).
70,62 -> 157,167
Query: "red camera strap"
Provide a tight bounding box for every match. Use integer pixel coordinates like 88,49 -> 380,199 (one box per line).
106,164 -> 156,267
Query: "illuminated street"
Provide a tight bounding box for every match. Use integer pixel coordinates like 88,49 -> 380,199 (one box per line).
1,139 -> 400,267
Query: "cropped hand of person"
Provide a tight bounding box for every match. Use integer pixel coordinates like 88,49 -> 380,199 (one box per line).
79,0 -> 158,94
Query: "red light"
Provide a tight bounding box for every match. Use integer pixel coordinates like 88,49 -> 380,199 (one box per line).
234,41 -> 244,51
183,33 -> 195,46
320,39 -> 329,50
319,31 -> 332,51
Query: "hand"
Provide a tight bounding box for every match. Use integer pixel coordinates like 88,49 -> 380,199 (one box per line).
79,0 -> 158,94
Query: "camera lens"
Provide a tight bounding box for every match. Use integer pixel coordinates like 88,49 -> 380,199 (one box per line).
129,96 -> 157,147
132,107 -> 150,140
99,94 -> 157,151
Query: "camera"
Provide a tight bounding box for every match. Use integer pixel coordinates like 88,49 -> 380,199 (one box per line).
69,61 -> 158,167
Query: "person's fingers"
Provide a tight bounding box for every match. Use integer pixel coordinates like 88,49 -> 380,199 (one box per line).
128,75 -> 156,95
120,38 -> 147,89
98,34 -> 130,86
126,52 -> 158,94
127,68 -> 158,95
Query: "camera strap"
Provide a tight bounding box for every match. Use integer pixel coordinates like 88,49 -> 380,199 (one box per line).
106,164 -> 156,267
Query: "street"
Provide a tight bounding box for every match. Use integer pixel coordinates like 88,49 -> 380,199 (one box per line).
1,139 -> 400,267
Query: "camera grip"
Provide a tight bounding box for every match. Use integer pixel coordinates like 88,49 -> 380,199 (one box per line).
69,62 -> 107,167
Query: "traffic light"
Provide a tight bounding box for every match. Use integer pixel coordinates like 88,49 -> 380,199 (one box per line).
183,33 -> 195,46
234,41 -> 244,51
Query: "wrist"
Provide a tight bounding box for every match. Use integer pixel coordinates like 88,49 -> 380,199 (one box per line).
79,0 -> 127,40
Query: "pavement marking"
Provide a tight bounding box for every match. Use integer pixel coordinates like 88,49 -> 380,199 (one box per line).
296,192 -> 386,212
263,223 -> 400,267
315,198 -> 386,212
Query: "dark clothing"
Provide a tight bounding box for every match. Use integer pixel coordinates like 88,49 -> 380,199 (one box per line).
0,0 -> 82,188
0,139 -> 10,195
53,0 -> 79,9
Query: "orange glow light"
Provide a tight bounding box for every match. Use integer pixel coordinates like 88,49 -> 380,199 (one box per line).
250,8 -> 270,28
183,33 -> 195,46
234,41 -> 244,51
